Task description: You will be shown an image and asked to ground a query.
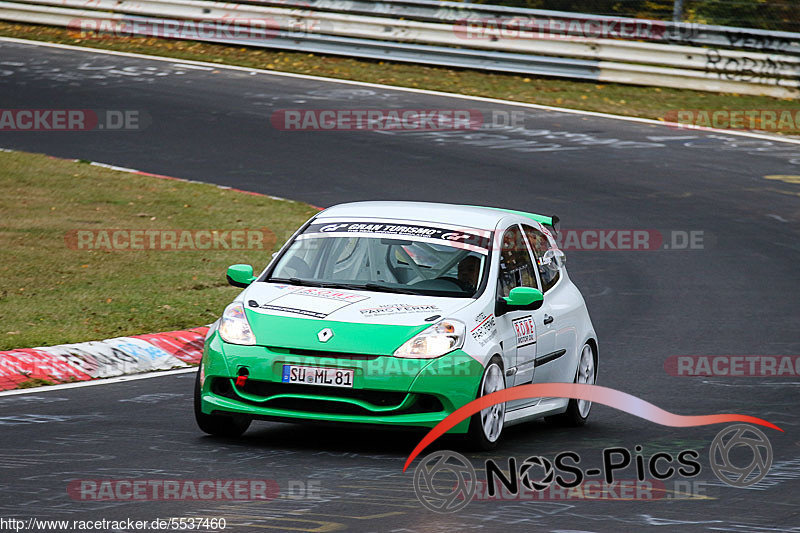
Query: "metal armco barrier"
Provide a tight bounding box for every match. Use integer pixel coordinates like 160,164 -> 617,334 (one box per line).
243,0 -> 800,55
0,0 -> 798,97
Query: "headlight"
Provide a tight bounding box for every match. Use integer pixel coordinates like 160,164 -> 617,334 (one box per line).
393,320 -> 465,359
218,303 -> 256,345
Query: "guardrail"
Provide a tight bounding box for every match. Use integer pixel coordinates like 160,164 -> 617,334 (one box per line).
242,0 -> 800,56
1,0 -> 798,97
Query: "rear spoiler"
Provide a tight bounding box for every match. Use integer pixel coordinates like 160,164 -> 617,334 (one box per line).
467,206 -> 560,236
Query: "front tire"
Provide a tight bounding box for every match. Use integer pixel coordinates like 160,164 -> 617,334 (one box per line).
466,358 -> 506,451
547,342 -> 596,427
194,370 -> 252,437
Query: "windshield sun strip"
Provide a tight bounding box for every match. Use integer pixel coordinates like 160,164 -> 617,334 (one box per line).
293,232 -> 489,256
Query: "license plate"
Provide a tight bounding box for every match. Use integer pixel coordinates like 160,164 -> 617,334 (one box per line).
281,365 -> 354,388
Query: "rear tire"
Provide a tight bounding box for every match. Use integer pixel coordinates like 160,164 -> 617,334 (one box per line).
546,343 -> 596,427
466,358 -> 506,451
194,370 -> 251,437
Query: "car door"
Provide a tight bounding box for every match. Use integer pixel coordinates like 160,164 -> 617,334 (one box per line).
494,224 -> 542,410
522,224 -> 574,385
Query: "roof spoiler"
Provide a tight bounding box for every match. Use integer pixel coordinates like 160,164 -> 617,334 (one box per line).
466,206 -> 560,237
537,215 -> 560,238
548,215 -> 561,236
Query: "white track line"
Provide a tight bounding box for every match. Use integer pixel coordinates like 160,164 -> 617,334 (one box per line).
0,368 -> 197,396
2,36 -> 799,146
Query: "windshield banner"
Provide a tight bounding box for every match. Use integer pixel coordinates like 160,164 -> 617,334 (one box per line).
301,220 -> 492,254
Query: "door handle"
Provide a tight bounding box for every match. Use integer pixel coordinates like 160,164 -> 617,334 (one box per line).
543,314 -> 554,325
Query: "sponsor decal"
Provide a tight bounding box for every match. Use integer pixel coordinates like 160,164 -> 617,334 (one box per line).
270,284 -> 294,290
359,304 -> 441,317
470,312 -> 497,346
512,315 -> 536,348
290,287 -> 367,302
303,220 -> 491,254
249,287 -> 368,319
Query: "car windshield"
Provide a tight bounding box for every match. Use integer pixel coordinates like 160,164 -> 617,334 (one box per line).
268,219 -> 492,297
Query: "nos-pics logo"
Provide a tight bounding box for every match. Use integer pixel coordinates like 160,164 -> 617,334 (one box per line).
413,451 -> 476,513
412,424 -> 773,513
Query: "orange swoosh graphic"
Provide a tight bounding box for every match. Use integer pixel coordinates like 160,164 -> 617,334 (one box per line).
403,383 -> 783,472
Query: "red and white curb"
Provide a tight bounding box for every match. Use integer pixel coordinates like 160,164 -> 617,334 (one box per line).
0,327 -> 208,392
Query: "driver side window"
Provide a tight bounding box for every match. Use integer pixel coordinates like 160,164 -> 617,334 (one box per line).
498,225 -> 538,297
523,224 -> 560,292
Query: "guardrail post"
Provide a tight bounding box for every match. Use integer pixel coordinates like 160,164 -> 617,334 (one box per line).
672,0 -> 685,23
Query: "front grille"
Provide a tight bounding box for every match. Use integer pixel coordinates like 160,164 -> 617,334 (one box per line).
265,397 -> 376,415
241,380 -> 408,407
267,347 -> 383,360
210,377 -> 443,416
260,394 -> 443,416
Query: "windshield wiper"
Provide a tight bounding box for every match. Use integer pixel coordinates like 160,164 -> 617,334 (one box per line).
269,278 -> 372,291
268,277 -> 327,287
362,283 -> 419,295
269,278 -> 419,295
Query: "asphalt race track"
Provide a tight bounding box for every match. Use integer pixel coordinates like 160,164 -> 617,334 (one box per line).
1,39 -> 799,532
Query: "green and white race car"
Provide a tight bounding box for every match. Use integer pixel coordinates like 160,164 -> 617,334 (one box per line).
195,201 -> 598,449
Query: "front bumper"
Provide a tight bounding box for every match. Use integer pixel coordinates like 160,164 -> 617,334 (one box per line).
199,332 -> 483,433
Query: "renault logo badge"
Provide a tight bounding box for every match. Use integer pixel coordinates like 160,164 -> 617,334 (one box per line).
317,328 -> 333,343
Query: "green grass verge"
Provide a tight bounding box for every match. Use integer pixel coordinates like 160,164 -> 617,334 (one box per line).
16,377 -> 56,388
1,21 -> 798,134
0,150 -> 317,351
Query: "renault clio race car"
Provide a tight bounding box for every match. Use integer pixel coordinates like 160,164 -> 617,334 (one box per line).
195,202 -> 598,449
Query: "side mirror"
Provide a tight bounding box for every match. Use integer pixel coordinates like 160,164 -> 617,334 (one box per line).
496,287 -> 543,316
226,264 -> 256,288
506,286 -> 544,307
